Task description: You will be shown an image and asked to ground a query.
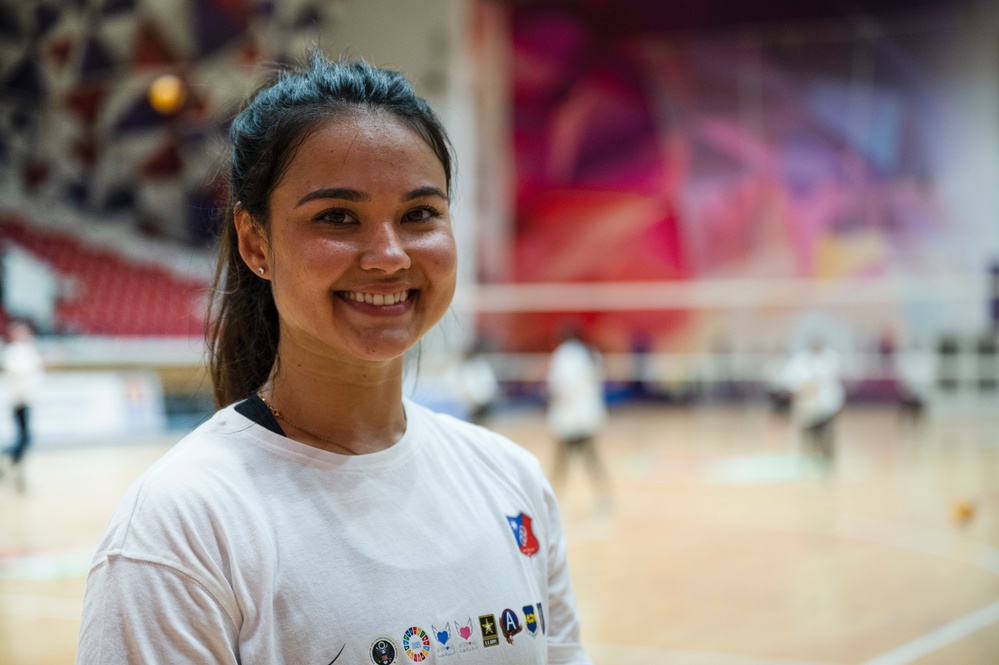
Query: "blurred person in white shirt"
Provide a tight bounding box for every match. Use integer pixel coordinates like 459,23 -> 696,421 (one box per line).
782,338 -> 845,470
546,325 -> 610,503
895,341 -> 935,425
455,338 -> 500,425
1,319 -> 43,491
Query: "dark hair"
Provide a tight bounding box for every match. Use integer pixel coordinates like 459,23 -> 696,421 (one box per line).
207,52 -> 455,408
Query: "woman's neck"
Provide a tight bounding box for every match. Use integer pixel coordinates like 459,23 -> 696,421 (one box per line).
262,342 -> 408,455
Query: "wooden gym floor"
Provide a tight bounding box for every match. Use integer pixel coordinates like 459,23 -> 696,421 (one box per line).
1,401 -> 997,664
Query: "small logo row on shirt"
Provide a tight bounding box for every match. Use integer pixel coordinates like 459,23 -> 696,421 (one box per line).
368,603 -> 546,664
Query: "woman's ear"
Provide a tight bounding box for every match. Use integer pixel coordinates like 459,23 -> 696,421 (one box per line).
235,206 -> 269,278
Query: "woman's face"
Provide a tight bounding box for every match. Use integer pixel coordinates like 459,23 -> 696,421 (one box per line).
238,111 -> 457,366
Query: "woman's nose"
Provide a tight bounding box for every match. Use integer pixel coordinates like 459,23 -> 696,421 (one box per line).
358,221 -> 412,273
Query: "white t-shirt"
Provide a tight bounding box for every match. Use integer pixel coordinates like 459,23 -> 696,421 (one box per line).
77,398 -> 590,665
782,347 -> 845,426
546,340 -> 606,441
456,356 -> 500,409
2,339 -> 43,406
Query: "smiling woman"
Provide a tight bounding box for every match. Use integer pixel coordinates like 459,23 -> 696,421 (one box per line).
235,110 -> 458,383
74,52 -> 592,665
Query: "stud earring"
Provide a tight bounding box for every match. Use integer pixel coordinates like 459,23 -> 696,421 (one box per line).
257,267 -> 265,275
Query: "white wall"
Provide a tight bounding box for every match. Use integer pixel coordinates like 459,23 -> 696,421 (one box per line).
0,371 -> 166,445
2,246 -> 59,331
924,0 -> 999,338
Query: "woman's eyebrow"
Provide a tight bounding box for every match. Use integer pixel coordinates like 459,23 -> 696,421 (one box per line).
402,186 -> 447,202
296,186 -> 446,207
296,187 -> 369,207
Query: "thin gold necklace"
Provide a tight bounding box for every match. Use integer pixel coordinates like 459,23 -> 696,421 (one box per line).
257,392 -> 361,456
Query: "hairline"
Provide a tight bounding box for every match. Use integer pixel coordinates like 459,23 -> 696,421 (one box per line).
256,104 -> 452,230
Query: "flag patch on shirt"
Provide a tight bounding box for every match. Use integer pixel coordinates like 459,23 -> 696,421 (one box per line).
505,512 -> 540,556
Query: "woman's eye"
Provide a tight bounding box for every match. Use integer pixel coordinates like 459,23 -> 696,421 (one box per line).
403,206 -> 441,223
315,209 -> 353,225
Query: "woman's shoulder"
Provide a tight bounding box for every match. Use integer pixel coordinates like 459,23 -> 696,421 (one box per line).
146,405 -> 259,474
86,407 -> 282,606
100,407 -> 272,543
407,399 -> 543,474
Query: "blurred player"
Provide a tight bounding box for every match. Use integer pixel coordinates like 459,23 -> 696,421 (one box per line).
546,325 -> 610,504
454,338 -> 500,425
895,341 -> 935,426
0,319 -> 44,492
782,338 -> 845,470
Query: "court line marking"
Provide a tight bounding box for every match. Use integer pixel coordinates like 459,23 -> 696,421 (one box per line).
603,508 -> 999,580
0,592 -> 83,621
576,515 -> 999,664
590,600 -> 999,665
859,598 -> 999,665
834,518 -> 999,579
588,643 -> 844,665
0,545 -> 95,581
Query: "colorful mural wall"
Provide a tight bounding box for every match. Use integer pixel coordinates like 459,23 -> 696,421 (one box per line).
483,6 -> 995,353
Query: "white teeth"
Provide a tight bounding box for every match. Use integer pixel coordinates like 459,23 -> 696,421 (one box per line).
344,290 -> 410,305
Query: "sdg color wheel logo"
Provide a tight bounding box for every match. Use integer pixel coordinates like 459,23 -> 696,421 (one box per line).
402,626 -> 431,662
